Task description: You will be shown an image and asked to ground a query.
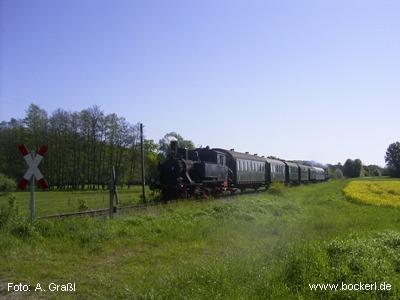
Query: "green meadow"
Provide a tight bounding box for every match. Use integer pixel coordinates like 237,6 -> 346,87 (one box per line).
0,185 -> 152,217
1,179 -> 400,299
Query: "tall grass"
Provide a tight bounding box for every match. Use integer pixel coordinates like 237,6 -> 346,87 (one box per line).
1,179 -> 400,298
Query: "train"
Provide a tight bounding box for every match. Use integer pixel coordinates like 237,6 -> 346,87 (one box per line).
150,141 -> 328,198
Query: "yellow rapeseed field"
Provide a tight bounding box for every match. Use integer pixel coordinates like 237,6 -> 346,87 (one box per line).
343,180 -> 400,207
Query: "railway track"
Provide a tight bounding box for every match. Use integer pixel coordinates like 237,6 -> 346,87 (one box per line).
39,187 -> 270,219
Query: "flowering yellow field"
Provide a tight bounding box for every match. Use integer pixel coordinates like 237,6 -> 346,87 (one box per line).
343,180 -> 400,207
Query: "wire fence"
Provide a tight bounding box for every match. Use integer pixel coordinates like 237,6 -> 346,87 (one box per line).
0,185 -> 159,219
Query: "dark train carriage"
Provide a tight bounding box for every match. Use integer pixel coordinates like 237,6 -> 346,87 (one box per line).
309,167 -> 317,181
298,164 -> 310,183
283,161 -> 299,184
265,158 -> 286,184
213,149 -> 266,189
315,167 -> 325,182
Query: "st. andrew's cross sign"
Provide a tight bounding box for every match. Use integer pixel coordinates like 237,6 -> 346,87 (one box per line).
18,144 -> 49,190
18,144 -> 48,221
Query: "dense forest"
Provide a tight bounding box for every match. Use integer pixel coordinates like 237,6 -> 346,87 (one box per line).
0,104 -> 163,190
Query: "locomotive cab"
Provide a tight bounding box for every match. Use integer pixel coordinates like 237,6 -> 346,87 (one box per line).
191,148 -> 228,183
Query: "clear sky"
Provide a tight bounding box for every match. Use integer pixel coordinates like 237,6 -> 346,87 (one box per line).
1,0 -> 399,166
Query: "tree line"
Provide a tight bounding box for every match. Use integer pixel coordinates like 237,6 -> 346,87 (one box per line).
327,141 -> 400,179
0,104 -> 163,190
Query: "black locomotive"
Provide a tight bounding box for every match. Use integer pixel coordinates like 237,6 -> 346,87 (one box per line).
151,141 -> 328,198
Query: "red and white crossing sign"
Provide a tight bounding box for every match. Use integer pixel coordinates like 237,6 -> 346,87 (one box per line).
18,144 -> 49,190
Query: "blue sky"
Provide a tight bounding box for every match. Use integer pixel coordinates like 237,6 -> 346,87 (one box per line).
1,0 -> 399,166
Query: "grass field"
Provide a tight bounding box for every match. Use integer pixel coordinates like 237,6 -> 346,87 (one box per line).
1,179 -> 400,299
344,180 -> 400,207
0,185 -> 153,216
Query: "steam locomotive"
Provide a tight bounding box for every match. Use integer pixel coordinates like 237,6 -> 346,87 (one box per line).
150,141 -> 328,198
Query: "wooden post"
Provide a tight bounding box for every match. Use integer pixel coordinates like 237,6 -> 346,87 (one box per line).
109,166 -> 119,219
140,123 -> 146,203
112,166 -> 119,205
109,182 -> 114,219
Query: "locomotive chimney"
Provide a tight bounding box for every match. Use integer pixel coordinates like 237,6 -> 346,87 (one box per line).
170,140 -> 178,157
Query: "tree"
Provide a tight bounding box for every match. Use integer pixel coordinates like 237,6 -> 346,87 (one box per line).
353,159 -> 363,177
363,164 -> 384,177
342,159 -> 362,178
385,142 -> 400,177
343,159 -> 354,178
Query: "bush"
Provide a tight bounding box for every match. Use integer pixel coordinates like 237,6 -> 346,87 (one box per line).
268,182 -> 285,195
333,169 -> 344,179
78,198 -> 89,211
0,173 -> 17,193
0,194 -> 19,229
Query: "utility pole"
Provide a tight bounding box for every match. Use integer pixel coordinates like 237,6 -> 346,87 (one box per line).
140,123 -> 146,203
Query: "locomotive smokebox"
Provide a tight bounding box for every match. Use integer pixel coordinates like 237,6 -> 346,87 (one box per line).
177,148 -> 188,160
170,140 -> 178,157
